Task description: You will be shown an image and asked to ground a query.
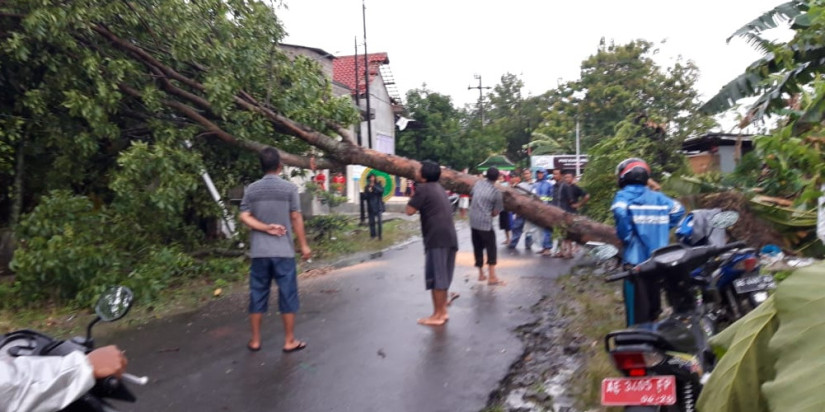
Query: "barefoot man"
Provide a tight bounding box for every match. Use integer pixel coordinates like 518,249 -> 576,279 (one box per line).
406,160 -> 458,326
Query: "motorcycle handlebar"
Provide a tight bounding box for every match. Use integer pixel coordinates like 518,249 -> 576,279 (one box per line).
122,373 -> 149,386
605,271 -> 631,283
603,241 -> 748,283
713,240 -> 747,254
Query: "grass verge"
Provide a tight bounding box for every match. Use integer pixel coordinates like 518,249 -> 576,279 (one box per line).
556,267 -> 626,411
0,215 -> 418,338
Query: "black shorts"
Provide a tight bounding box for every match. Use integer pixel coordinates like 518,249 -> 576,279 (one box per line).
425,247 -> 457,290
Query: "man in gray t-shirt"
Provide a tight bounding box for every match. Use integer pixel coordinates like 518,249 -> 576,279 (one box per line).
239,148 -> 311,353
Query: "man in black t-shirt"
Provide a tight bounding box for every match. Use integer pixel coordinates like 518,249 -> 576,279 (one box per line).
406,161 -> 458,326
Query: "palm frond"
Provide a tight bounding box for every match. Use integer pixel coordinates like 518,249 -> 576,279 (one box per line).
700,71 -> 766,114
727,0 -> 808,44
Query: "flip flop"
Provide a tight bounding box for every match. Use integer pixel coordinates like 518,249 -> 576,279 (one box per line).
487,280 -> 507,286
448,292 -> 460,304
282,341 -> 307,353
247,342 -> 261,352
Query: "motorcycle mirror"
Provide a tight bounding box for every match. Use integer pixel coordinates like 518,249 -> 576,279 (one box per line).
589,243 -> 619,261
710,211 -> 739,229
94,286 -> 135,322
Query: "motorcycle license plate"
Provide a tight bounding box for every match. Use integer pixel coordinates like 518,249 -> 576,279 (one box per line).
601,376 -> 677,406
733,275 -> 776,294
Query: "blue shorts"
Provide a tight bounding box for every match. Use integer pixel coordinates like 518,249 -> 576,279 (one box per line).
249,257 -> 300,314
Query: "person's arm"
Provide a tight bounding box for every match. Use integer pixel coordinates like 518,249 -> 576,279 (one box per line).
290,211 -> 311,260
666,197 -> 686,228
647,178 -> 661,191
239,211 -> 286,236
0,346 -> 127,412
611,199 -> 634,244
406,188 -> 424,216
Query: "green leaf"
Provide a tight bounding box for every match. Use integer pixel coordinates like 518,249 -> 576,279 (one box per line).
762,262 -> 825,412
696,296 -> 778,412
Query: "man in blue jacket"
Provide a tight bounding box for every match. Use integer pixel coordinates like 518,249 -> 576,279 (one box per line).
531,168 -> 554,255
611,158 -> 684,326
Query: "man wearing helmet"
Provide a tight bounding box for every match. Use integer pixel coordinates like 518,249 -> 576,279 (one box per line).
611,158 -> 684,326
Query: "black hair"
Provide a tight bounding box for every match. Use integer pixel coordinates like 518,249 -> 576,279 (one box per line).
485,166 -> 500,181
420,160 -> 441,182
260,148 -> 281,173
562,169 -> 574,176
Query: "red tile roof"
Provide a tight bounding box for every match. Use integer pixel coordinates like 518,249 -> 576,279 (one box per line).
333,53 -> 389,96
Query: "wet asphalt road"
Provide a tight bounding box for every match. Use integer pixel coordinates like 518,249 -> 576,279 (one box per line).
106,222 -> 579,412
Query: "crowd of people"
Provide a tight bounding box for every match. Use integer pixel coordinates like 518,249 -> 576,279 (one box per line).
1,155 -> 679,410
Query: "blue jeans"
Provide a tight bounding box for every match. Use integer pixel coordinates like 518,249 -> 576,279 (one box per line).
541,228 -> 553,250
508,216 -> 533,249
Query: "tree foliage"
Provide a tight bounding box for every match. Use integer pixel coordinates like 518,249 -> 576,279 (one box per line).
0,0 -> 357,305
534,40 -> 715,158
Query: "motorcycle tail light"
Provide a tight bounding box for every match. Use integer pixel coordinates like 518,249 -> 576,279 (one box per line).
752,291 -> 769,303
610,351 -> 665,375
733,256 -> 758,272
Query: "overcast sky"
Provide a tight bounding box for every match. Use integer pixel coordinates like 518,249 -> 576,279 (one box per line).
279,0 -> 788,127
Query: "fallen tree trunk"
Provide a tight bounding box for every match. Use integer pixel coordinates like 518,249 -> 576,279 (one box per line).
91,23 -> 621,246
2,11 -> 620,246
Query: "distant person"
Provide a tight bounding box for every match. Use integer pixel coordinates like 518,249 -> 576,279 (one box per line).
551,169 -> 575,258
498,173 -> 512,246
458,168 -> 471,218
363,173 -> 385,239
563,171 -> 590,255
313,170 -> 327,191
331,171 -> 346,195
564,171 -> 590,212
508,168 -> 535,250
532,168 -> 554,255
611,157 -> 684,326
470,167 -> 505,285
240,148 -> 312,353
406,160 -> 458,326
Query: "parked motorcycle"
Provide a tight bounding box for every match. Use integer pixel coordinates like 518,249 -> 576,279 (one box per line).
0,286 -> 148,412
676,209 -> 775,326
593,237 -> 749,411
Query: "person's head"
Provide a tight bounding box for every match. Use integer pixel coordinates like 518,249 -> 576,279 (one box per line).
419,160 -> 441,183
562,170 -> 575,184
485,166 -> 500,182
367,173 -> 377,184
259,148 -> 281,173
535,168 -> 547,181
522,169 -> 533,181
616,158 -> 651,188
552,168 -> 562,182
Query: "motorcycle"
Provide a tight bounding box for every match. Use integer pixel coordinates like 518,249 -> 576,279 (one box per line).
0,286 -> 148,412
592,237 -> 749,410
676,209 -> 775,326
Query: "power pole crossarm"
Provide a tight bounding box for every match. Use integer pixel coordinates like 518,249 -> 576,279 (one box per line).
468,74 -> 491,127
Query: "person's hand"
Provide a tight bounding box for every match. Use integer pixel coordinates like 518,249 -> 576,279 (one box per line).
300,245 -> 311,261
87,345 -> 128,379
265,224 -> 286,236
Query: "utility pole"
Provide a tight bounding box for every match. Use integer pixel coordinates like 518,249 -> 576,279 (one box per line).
353,37 -> 362,147
468,74 -> 491,127
362,0 -> 373,149
575,120 -> 581,177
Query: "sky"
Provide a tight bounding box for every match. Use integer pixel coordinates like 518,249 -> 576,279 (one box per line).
278,0 -> 789,129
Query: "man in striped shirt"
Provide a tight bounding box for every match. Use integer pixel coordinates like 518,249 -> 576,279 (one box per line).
470,167 -> 505,285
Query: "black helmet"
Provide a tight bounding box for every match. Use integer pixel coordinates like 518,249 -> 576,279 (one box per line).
616,158 -> 650,188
